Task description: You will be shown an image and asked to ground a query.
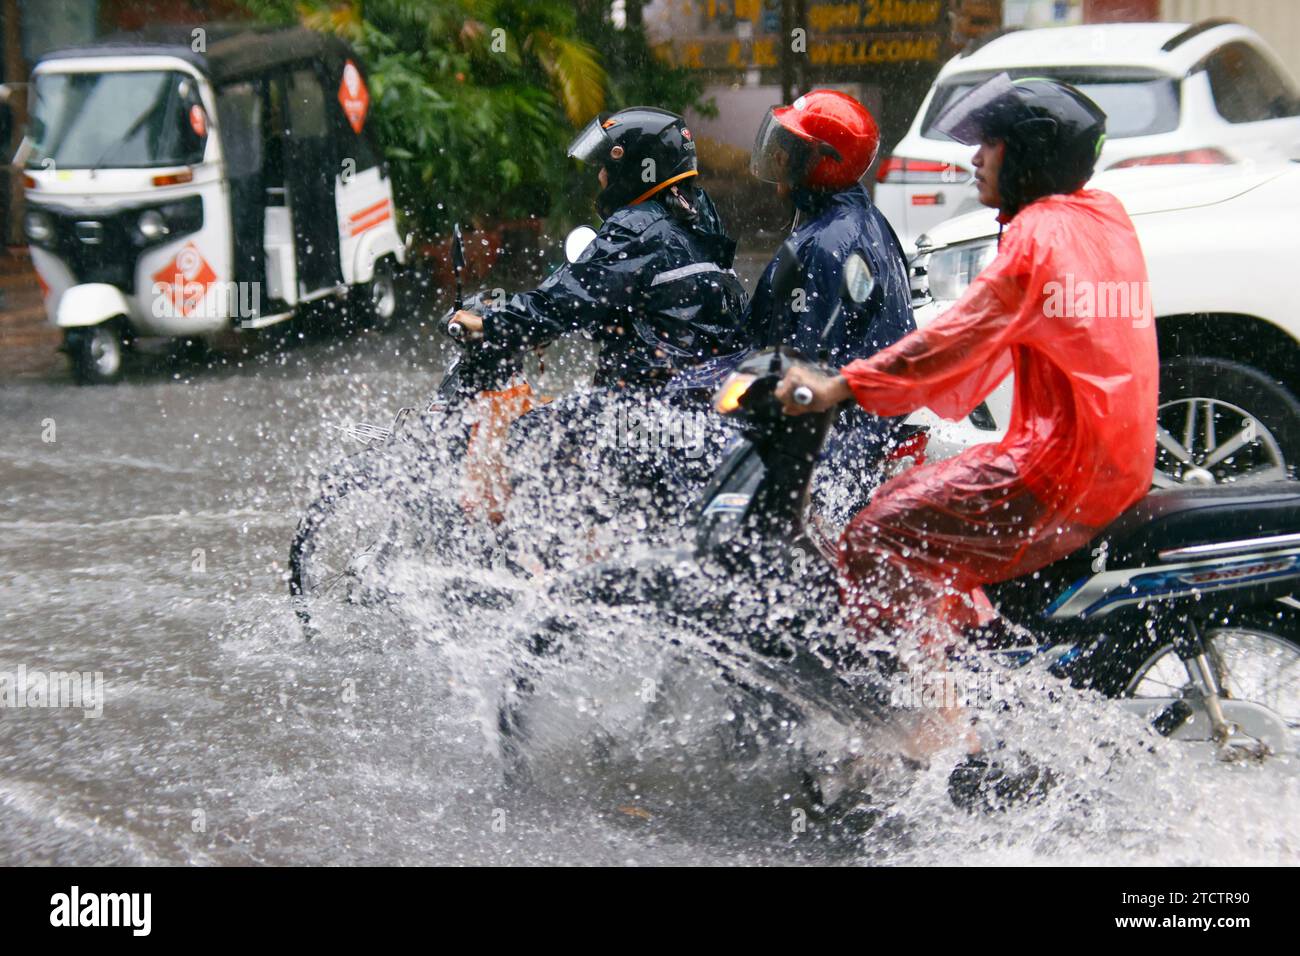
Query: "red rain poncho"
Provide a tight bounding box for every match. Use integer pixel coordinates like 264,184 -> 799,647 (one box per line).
837,189 -> 1158,633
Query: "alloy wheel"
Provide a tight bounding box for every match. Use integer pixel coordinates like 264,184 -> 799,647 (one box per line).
1154,396 -> 1288,487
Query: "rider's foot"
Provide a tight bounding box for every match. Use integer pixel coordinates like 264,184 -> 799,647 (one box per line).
947,751 -> 1058,814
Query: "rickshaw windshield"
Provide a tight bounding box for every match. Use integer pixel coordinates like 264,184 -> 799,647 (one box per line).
26,69 -> 207,170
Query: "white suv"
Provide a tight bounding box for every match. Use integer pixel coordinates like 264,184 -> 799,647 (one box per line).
876,20 -> 1300,253
907,161 -> 1300,487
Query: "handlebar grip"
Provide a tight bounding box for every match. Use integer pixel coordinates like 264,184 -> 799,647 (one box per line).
793,385 -> 814,406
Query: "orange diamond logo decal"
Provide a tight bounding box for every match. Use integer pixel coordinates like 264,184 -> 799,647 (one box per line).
152,243 -> 217,317
339,60 -> 370,134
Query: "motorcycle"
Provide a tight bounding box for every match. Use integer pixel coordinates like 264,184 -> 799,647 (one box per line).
287,223 -> 740,631
501,249 -> 1299,802
287,223 -> 543,633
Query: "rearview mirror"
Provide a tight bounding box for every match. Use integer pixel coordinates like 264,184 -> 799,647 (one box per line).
564,225 -> 597,263
451,222 -> 465,310
763,239 -> 804,370
815,252 -> 880,354
451,222 -> 465,273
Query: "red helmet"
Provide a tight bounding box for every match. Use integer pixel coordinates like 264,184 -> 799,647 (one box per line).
751,90 -> 880,190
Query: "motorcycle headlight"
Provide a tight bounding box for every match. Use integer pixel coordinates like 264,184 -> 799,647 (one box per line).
714,372 -> 757,415
924,238 -> 997,303
24,210 -> 53,244
138,209 -> 170,240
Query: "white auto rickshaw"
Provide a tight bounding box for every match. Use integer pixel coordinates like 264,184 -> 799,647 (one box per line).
18,26 -> 406,383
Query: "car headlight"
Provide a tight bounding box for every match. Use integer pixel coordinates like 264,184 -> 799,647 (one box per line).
24,210 -> 53,244
923,238 -> 997,303
138,209 -> 170,240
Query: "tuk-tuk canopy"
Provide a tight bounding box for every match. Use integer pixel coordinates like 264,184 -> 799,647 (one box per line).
35,25 -> 356,85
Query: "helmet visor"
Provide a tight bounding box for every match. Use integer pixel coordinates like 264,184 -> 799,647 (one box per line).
931,72 -> 1020,145
750,108 -> 814,184
567,115 -> 614,165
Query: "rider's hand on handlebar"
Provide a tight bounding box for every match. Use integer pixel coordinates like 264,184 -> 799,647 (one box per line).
451,309 -> 484,339
775,367 -> 852,415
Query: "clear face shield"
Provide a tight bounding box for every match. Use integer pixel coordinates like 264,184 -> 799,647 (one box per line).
750,108 -> 813,185
931,72 -> 1021,145
567,115 -> 614,165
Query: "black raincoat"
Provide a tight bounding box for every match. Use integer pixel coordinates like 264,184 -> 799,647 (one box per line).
481,188 -> 750,387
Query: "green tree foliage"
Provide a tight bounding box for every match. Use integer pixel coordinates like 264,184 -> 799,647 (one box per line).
239,0 -> 711,236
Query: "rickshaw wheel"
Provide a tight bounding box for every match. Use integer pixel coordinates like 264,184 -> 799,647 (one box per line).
65,323 -> 126,386
359,256 -> 399,331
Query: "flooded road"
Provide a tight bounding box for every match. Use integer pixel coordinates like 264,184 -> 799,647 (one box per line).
1,296 -> 1298,866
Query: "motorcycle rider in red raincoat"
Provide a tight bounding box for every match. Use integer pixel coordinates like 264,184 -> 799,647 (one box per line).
776,75 -> 1159,676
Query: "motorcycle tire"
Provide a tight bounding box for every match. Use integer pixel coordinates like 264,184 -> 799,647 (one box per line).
1077,603 -> 1300,730
288,446 -> 407,634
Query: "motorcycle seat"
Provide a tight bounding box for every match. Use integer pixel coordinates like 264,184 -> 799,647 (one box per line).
985,482 -> 1300,619
1092,482 -> 1300,567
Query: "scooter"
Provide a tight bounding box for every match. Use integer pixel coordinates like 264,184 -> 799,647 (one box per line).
287,224 -> 538,632
289,229 -> 926,638
288,222 -> 708,631
507,249 -> 1299,776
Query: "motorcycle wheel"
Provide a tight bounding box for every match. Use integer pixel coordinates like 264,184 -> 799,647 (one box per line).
1118,604 -> 1300,738
288,447 -> 405,635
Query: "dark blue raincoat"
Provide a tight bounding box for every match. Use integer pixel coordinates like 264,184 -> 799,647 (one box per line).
747,183 -> 917,520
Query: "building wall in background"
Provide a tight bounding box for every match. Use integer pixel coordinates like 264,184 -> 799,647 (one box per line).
1008,0 -> 1162,26
644,0 -> 986,192
1162,0 -> 1300,78
1085,0 -> 1159,21
98,0 -> 247,33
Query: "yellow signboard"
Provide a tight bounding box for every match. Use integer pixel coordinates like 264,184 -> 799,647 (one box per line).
664,35 -> 946,70
808,1 -> 945,31
664,0 -> 951,71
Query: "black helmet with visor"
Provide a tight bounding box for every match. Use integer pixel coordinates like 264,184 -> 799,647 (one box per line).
932,73 -> 1107,217
567,107 -> 698,219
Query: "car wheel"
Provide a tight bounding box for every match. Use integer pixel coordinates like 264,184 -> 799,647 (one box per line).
65,324 -> 125,385
1154,356 -> 1299,487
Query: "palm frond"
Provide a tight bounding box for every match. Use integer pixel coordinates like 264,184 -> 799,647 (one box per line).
533,32 -> 606,127
297,1 -> 364,40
